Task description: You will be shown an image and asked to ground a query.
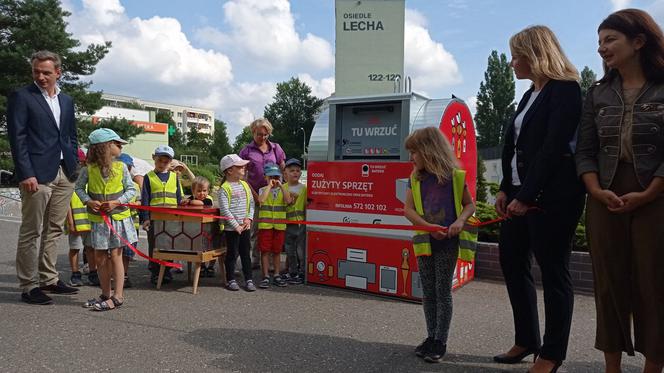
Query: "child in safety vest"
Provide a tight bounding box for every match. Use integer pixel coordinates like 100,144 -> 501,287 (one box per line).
181,176 -> 215,277
283,158 -> 306,285
67,148 -> 98,287
117,153 -> 139,288
403,127 -> 476,363
74,128 -> 137,311
140,145 -> 183,285
257,163 -> 292,289
218,154 -> 255,292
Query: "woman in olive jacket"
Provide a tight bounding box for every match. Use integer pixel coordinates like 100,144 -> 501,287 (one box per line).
575,9 -> 664,373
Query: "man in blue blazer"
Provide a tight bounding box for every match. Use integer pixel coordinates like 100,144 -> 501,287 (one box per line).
7,50 -> 80,305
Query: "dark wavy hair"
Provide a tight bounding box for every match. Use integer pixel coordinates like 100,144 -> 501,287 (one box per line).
598,8 -> 664,83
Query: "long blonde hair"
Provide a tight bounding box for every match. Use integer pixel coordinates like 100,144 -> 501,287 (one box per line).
404,127 -> 458,184
86,142 -> 115,178
510,25 -> 579,81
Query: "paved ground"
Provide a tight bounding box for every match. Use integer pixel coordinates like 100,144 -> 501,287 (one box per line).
0,216 -> 646,372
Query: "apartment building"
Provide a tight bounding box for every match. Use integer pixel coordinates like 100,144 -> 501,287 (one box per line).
101,93 -> 215,136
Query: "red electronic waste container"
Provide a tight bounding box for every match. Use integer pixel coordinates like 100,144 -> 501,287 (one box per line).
305,93 -> 477,301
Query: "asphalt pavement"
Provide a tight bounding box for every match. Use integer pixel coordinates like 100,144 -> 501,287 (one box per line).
0,216 -> 646,372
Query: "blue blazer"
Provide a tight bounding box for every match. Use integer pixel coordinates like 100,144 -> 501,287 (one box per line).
7,83 -> 78,184
499,79 -> 585,205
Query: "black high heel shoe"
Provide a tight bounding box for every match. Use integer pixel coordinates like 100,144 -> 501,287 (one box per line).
493,347 -> 539,364
526,359 -> 562,373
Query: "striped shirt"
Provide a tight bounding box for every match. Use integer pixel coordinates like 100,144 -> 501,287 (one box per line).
219,181 -> 255,231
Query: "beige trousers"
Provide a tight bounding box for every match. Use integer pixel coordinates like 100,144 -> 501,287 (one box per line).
16,166 -> 74,291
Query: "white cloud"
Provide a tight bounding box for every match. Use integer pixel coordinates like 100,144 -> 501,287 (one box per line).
81,0 -> 124,26
297,73 -> 335,99
191,81 -> 277,139
610,0 -> 632,10
195,0 -> 334,72
71,0 -> 233,93
404,9 -> 462,93
66,0 -> 288,140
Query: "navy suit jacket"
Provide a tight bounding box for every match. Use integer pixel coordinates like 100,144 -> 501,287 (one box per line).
7,83 -> 78,184
499,79 -> 585,205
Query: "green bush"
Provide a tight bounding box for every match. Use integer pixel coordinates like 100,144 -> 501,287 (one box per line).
475,201 -> 500,243
573,207 -> 588,252
187,164 -> 221,196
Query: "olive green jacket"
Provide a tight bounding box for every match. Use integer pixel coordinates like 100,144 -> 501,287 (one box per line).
575,75 -> 664,189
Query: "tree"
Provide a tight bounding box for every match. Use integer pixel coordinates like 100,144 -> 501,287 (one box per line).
179,127 -> 213,165
232,126 -> 253,154
475,155 -> 488,203
77,117 -> 144,146
210,119 -> 232,163
0,0 -> 111,128
580,66 -> 597,99
264,77 -> 324,161
156,110 -> 185,152
474,50 -> 515,148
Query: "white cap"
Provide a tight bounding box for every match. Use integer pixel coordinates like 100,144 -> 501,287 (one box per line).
220,154 -> 249,172
153,145 -> 175,158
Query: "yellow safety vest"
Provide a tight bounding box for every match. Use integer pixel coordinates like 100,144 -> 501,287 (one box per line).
284,183 -> 306,222
70,186 -> 91,232
130,181 -> 140,229
258,187 -> 287,231
219,180 -> 252,230
411,169 -> 478,260
146,170 -> 178,207
87,162 -> 132,222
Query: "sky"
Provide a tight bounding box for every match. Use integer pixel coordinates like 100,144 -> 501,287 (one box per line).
60,0 -> 664,141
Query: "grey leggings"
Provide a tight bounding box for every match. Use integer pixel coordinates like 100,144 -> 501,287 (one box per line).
417,246 -> 459,342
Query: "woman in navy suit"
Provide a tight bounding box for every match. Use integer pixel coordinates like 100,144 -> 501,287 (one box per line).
493,26 -> 585,373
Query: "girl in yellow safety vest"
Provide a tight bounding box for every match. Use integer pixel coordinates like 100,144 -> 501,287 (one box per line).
403,127 -> 476,363
74,128 -> 137,311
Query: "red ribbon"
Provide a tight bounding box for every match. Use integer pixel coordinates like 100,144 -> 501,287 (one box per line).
100,204 -> 536,268
124,203 -> 538,231
100,211 -> 182,269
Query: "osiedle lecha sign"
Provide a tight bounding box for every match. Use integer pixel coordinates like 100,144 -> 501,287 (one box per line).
335,0 -> 405,97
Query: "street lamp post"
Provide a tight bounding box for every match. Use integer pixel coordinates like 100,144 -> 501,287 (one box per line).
297,127 -> 307,170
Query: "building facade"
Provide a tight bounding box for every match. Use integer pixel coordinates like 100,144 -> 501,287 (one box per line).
88,106 -> 169,161
101,93 -> 215,136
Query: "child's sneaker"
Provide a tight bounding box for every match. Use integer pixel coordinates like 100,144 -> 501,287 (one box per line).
87,271 -> 100,286
258,277 -> 270,289
69,272 -> 83,287
245,280 -> 256,292
273,275 -> 287,287
423,340 -> 446,363
226,279 -> 240,291
81,263 -> 89,274
287,274 -> 304,285
206,266 -> 215,278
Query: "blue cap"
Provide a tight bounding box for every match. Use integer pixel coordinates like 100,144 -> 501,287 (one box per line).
285,158 -> 302,168
117,153 -> 134,167
153,145 -> 174,158
264,163 -> 281,177
88,128 -> 128,145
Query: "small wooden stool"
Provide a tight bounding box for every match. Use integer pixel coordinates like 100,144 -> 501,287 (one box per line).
153,248 -> 226,294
